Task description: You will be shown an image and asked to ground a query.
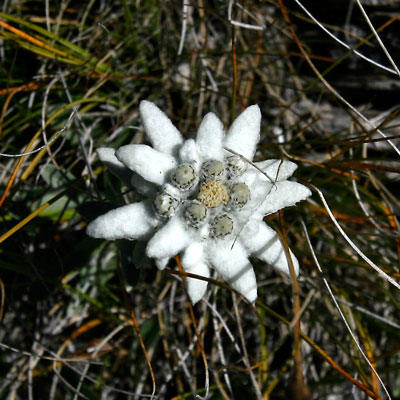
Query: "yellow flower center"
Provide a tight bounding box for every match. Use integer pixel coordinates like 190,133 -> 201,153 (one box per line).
197,180 -> 228,208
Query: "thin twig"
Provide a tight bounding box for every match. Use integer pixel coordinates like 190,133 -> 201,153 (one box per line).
232,294 -> 263,400
293,0 -> 398,75
301,218 -> 390,399
355,0 -> 400,78
0,107 -> 78,158
279,0 -> 400,158
310,184 -> 400,291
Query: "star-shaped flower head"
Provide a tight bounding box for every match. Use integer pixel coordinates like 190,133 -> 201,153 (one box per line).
87,101 -> 311,304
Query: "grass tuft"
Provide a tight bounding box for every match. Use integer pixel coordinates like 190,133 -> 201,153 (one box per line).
1,1 -> 400,398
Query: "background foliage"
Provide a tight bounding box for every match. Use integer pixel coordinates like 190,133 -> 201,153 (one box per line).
1,1 -> 400,399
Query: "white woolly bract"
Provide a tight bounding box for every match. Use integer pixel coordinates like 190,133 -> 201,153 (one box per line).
253,159 -> 298,182
181,242 -> 210,304
240,220 -> 299,276
225,105 -> 261,160
86,201 -> 158,241
256,181 -> 312,217
96,147 -> 133,185
146,217 -> 190,261
116,144 -> 177,186
179,139 -> 199,165
208,240 -> 257,303
196,112 -> 225,161
87,101 -> 311,304
139,100 -> 183,155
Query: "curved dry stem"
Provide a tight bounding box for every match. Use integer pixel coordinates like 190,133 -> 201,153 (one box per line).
311,183 -> 400,291
301,218 -> 390,400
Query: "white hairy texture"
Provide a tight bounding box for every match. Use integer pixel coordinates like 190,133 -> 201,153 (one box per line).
253,159 -> 298,182
88,101 -> 312,304
225,160 -> 296,190
179,139 -> 199,165
146,217 -> 190,263
96,147 -> 125,172
256,181 -> 312,217
116,144 -> 177,186
225,105 -> 261,160
155,257 -> 170,271
130,173 -> 157,196
96,147 -> 132,184
208,240 -> 257,303
139,100 -> 183,155
196,112 -> 225,160
181,242 -> 210,304
86,201 -> 158,241
240,220 -> 299,276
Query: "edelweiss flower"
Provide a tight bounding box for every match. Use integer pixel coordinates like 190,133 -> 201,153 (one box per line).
87,101 -> 311,304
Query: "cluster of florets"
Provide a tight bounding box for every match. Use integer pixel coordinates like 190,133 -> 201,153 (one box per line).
86,101 -> 312,304
154,156 -> 251,238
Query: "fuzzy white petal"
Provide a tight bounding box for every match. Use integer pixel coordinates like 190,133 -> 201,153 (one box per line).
163,183 -> 183,199
254,159 -> 298,182
196,113 -> 225,160
225,105 -> 261,160
235,178 -> 271,224
155,257 -> 170,270
86,201 -> 158,241
146,217 -> 190,267
208,240 -> 257,303
116,144 -> 177,186
240,220 -> 299,276
96,147 -> 132,184
140,100 -> 183,155
179,139 -> 200,165
240,163 -> 303,222
181,242 -> 210,304
131,173 -> 157,196
256,181 -> 311,217
96,147 -> 127,173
